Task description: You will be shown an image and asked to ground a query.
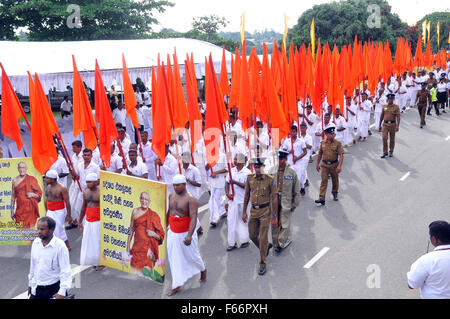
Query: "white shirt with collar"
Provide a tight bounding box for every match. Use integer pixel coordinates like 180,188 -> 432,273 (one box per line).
50,155 -> 69,187
77,161 -> 100,189
407,244 -> 450,299
107,153 -> 124,173
127,160 -> 148,178
358,100 -> 373,122
208,152 -> 227,189
182,164 -> 202,199
334,115 -> 347,142
28,236 -> 72,297
112,108 -> 127,127
161,153 -> 179,185
281,137 -> 306,167
226,166 -> 251,203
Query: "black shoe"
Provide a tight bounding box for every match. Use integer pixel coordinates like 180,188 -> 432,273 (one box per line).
210,222 -> 217,228
305,180 -> 310,187
267,243 -> 273,256
443,110 -> 447,113
274,246 -> 283,254
258,266 -> 267,276
315,199 -> 325,206
368,130 -> 372,136
420,126 -> 423,129
381,153 -> 388,158
65,223 -> 78,230
300,188 -> 305,196
333,194 -> 339,201
388,153 -> 393,158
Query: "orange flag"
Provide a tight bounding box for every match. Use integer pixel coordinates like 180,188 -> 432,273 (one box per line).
1,63 -> 28,151
238,41 -> 253,129
151,63 -> 171,164
414,36 -> 423,68
185,58 -> 203,154
121,53 -> 139,129
271,40 -> 282,94
29,73 -> 59,174
172,50 -> 189,131
424,38 -> 432,69
261,43 -> 289,147
312,40 -> 323,116
205,54 -> 227,167
95,60 -> 118,168
72,55 -> 98,151
219,46 -> 230,98
229,47 -> 241,109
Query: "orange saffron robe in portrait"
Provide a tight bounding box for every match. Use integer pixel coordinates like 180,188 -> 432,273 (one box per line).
14,175 -> 42,228
130,208 -> 165,270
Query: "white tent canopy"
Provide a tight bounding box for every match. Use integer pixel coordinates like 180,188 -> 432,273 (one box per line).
0,38 -> 233,95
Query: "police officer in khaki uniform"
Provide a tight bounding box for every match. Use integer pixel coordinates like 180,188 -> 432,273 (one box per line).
379,93 -> 401,158
415,82 -> 431,129
243,157 -> 278,275
268,150 -> 300,254
315,126 -> 344,206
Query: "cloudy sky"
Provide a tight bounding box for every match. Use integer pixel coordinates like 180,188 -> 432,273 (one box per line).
153,0 -> 448,33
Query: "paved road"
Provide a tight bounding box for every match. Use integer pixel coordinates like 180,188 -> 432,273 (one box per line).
2,107 -> 450,299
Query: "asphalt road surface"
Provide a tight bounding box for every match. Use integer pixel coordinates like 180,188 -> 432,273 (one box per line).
2,107 -> 450,299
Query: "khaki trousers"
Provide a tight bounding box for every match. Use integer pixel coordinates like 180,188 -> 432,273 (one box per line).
382,124 -> 396,154
319,163 -> 339,200
248,206 -> 270,267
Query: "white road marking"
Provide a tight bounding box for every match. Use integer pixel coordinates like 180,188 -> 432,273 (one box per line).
13,264 -> 91,299
445,136 -> 450,141
303,247 -> 330,269
399,172 -> 411,181
199,204 -> 208,213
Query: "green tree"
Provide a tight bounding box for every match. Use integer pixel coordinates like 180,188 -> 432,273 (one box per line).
0,0 -> 20,40
288,0 -> 409,52
417,12 -> 450,52
2,0 -> 173,41
192,15 -> 229,41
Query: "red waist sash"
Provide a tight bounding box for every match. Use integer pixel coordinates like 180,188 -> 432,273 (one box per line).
169,214 -> 190,233
86,207 -> 100,222
47,201 -> 65,211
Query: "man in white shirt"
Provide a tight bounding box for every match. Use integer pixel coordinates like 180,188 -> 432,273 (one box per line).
60,96 -> 72,118
28,216 -> 72,299
374,88 -> 387,130
314,113 -> 333,152
344,96 -> 357,146
100,143 -> 123,174
282,125 -> 308,195
112,101 -> 127,128
49,149 -> 70,187
357,92 -> 372,142
407,220 -> 450,299
206,151 -> 228,227
139,131 -> 157,180
299,122 -> 313,189
334,108 -> 347,145
225,152 -> 251,251
125,149 -> 148,179
67,140 -> 83,229
116,128 -> 131,156
157,145 -> 179,206
301,105 -> 320,139
181,152 -> 202,200
398,74 -> 409,111
135,86 -> 143,106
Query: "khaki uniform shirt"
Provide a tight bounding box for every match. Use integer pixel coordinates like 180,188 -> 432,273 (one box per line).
245,174 -> 276,206
417,89 -> 431,105
382,103 -> 400,126
319,139 -> 344,168
268,163 -> 300,211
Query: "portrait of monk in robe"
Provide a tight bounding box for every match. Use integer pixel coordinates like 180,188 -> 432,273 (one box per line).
126,192 -> 165,271
10,161 -> 43,228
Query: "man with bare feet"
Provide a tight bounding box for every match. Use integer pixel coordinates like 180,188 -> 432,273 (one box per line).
44,170 -> 72,251
166,174 -> 206,296
78,173 -> 105,271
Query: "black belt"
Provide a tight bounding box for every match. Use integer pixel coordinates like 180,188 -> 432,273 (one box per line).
252,203 -> 270,209
384,120 -> 395,124
322,160 -> 338,165
37,281 -> 60,289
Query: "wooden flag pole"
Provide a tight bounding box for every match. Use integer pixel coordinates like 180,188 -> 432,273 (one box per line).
221,123 -> 235,198
54,133 -> 82,192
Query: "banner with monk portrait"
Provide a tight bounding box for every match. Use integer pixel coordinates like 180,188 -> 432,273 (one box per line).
99,171 -> 167,283
0,158 -> 45,245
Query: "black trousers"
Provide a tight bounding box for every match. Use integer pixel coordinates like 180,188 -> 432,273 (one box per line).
30,281 -> 61,299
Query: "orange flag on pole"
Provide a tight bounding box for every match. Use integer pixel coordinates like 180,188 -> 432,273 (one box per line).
219,46 -> 230,98
121,53 -> 139,129
238,41 -> 253,129
261,43 -> 289,147
185,58 -> 203,154
29,72 -> 59,174
172,49 -> 189,131
205,54 -> 227,167
95,60 -> 118,168
72,55 -> 98,151
1,63 -> 29,151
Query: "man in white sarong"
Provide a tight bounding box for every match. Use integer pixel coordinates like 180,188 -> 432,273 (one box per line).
356,92 -> 372,142
166,174 -> 207,296
344,96 -> 357,146
67,140 -> 83,229
44,170 -> 72,250
206,151 -> 228,227
78,173 -> 105,271
225,153 -> 251,251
